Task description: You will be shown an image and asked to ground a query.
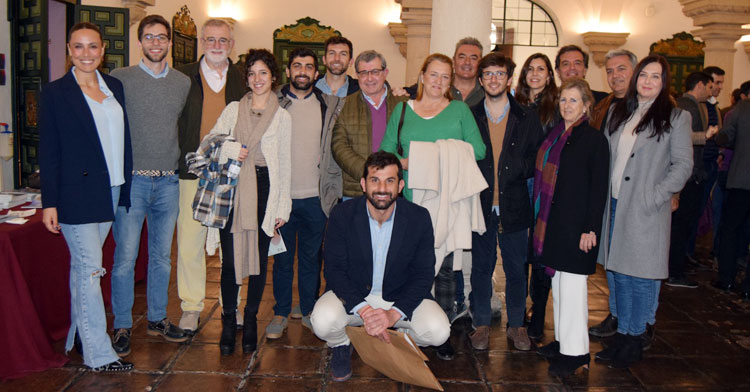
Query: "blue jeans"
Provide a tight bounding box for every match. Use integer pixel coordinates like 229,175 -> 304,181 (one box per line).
60,186 -> 121,368
112,174 -> 179,328
498,228 -> 529,327
607,198 -> 660,325
273,196 -> 327,316
613,272 -> 656,336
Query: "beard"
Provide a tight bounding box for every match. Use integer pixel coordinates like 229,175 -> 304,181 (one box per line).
485,88 -> 507,99
326,62 -> 346,76
366,191 -> 397,210
143,49 -> 167,63
291,75 -> 313,91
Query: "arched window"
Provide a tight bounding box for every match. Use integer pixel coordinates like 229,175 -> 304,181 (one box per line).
491,0 -> 558,47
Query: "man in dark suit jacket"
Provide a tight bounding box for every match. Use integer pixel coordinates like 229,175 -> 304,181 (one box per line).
310,152 -> 450,382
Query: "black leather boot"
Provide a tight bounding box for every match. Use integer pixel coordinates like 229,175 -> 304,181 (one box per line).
609,334 -> 643,368
548,353 -> 590,377
219,312 -> 236,356
242,311 -> 257,354
595,332 -> 625,362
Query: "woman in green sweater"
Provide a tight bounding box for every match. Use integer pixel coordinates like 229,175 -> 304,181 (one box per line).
380,53 -> 486,361
380,53 -> 486,201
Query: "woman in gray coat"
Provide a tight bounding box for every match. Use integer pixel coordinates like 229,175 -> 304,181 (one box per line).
596,55 -> 692,368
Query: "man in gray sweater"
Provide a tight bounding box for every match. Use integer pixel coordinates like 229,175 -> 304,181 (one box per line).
109,14 -> 191,357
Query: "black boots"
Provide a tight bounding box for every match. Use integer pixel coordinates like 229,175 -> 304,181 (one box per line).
595,333 -> 642,368
242,311 -> 258,354
219,312 -> 236,356
548,353 -> 590,376
610,334 -> 643,368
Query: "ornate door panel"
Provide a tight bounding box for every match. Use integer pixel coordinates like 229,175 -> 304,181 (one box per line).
650,32 -> 705,97
75,5 -> 129,73
273,17 -> 341,85
11,0 -> 47,187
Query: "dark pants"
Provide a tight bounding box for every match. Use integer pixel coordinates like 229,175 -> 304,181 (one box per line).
668,178 -> 703,278
435,253 -> 455,316
717,188 -> 750,289
470,214 -> 500,327
273,196 -> 327,316
499,228 -> 529,328
220,167 -> 271,317
528,266 -> 551,336
688,160 -> 718,255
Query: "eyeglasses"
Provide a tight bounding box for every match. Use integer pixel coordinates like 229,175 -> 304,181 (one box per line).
203,37 -> 231,46
482,70 -> 508,80
143,34 -> 169,43
356,68 -> 385,78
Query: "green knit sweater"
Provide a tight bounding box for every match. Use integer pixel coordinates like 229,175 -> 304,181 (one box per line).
380,100 -> 486,200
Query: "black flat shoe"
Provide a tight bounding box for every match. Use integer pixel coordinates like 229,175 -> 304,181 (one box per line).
589,313 -> 618,338
537,340 -> 560,359
436,340 -> 454,361
609,334 -> 643,369
548,353 -> 589,377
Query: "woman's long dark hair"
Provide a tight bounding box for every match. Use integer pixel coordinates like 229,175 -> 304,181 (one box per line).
515,53 -> 558,127
608,55 -> 674,140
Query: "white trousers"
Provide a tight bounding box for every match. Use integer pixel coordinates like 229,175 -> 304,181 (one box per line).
310,290 -> 451,348
552,271 -> 589,356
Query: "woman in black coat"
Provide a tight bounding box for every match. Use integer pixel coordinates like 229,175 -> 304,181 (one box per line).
531,78 -> 609,376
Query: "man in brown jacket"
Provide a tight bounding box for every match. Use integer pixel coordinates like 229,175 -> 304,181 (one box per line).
332,50 -> 406,199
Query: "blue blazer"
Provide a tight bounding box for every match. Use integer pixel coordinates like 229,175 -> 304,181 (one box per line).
39,70 -> 132,224
323,196 -> 435,319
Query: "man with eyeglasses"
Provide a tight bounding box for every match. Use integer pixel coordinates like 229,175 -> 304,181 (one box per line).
266,47 -> 345,339
174,18 -> 246,335
469,52 -> 544,351
109,14 -> 191,356
315,36 -> 359,97
332,50 -> 406,199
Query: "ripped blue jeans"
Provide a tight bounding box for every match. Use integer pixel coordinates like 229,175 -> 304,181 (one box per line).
60,186 -> 120,368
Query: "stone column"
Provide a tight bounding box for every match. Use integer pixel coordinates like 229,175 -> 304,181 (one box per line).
582,32 -> 629,88
121,0 -> 155,27
430,0 -> 491,57
680,0 -> 750,104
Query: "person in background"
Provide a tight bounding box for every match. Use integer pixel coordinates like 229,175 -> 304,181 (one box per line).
40,22 -> 133,372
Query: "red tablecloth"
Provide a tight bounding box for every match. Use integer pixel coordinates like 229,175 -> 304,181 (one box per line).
0,205 -> 148,379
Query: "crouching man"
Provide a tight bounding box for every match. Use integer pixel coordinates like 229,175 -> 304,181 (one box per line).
311,151 -> 450,381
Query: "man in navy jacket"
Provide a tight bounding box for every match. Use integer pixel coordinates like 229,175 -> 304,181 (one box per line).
310,152 -> 450,382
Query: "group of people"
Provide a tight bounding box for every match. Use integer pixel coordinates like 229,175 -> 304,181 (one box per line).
38,13 -> 749,383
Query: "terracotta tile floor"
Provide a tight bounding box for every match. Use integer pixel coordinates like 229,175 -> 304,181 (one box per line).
4,240 -> 750,391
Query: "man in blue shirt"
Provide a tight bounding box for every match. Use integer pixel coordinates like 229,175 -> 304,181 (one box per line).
310,152 -> 450,382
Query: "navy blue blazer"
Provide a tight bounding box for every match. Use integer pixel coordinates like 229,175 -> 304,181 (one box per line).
39,70 -> 132,224
323,196 -> 435,319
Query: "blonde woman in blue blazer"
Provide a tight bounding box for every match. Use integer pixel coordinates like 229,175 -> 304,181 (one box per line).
39,23 -> 133,372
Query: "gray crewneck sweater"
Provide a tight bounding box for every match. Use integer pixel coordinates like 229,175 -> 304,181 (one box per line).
111,65 -> 190,171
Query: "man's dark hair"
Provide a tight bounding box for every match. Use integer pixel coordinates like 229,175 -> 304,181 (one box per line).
702,66 -> 725,79
324,36 -> 353,57
362,151 -> 403,181
138,14 -> 171,41
477,52 -> 516,79
684,71 -> 711,92
731,88 -> 742,104
740,81 -> 750,97
555,45 -> 589,70
244,48 -> 281,89
287,47 -> 319,71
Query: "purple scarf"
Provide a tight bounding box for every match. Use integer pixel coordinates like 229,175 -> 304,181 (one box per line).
532,116 -> 587,260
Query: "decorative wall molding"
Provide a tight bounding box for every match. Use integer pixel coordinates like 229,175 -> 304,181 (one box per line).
582,32 -> 629,67
121,0 -> 155,26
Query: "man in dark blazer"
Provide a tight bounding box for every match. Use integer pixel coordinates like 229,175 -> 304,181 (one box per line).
714,80 -> 750,299
310,152 -> 450,382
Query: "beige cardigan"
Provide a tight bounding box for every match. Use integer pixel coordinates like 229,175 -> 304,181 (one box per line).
206,101 -> 292,282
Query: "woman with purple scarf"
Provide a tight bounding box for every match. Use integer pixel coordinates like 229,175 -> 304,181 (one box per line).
532,78 -> 609,376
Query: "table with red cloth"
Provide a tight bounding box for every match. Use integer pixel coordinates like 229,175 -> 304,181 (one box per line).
0,204 -> 148,380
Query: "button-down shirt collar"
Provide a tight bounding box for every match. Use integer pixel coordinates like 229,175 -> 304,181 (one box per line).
315,75 -> 349,97
365,202 -> 396,297
362,85 -> 389,110
138,59 -> 169,79
71,66 -> 114,97
200,56 -> 229,93
484,99 -> 510,124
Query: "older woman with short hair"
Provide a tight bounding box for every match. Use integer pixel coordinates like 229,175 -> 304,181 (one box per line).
532,78 -> 609,376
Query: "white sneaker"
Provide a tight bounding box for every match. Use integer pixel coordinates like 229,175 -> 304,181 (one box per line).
179,311 -> 200,335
